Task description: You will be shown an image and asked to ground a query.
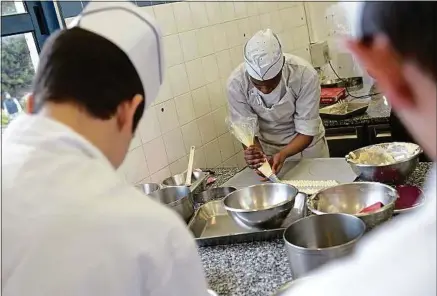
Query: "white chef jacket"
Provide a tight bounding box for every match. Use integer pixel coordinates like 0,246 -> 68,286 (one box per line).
227,54 -> 328,157
285,164 -> 437,296
1,114 -> 209,296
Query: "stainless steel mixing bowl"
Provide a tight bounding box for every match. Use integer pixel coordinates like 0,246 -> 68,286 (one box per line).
148,186 -> 194,222
308,182 -> 398,230
162,171 -> 203,186
345,142 -> 422,184
193,186 -> 237,204
283,213 -> 365,279
223,183 -> 298,229
135,183 -> 161,195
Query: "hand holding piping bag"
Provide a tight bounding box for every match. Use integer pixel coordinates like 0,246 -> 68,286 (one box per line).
228,116 -> 279,181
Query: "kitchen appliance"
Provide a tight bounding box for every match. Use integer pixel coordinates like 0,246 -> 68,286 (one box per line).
148,186 -> 194,223
223,183 -> 298,229
308,182 -> 398,229
283,213 -> 365,279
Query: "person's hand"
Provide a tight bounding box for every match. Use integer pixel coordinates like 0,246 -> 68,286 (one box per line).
244,145 -> 266,169
255,156 -> 273,182
271,152 -> 286,175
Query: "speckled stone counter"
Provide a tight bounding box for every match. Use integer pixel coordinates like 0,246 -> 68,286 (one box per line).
322,113 -> 390,128
198,162 -> 433,296
321,84 -> 391,128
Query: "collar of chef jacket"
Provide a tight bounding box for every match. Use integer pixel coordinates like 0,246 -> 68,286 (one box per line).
68,1 -> 164,109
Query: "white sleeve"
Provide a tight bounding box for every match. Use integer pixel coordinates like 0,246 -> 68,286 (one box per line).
146,216 -> 209,296
293,69 -> 321,136
227,77 -> 260,136
227,78 -> 255,120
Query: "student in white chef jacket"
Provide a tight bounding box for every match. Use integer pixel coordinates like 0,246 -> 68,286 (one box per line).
283,2 -> 436,296
1,2 -> 208,296
227,29 -> 329,176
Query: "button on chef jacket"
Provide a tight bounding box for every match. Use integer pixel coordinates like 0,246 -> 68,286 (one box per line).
1,1 -> 208,296
227,53 -> 327,157
283,164 -> 436,296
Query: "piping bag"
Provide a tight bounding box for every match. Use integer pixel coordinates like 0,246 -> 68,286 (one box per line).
227,116 -> 280,182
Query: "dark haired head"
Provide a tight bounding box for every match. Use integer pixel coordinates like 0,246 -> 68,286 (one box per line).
32,27 -> 145,132
361,2 -> 436,81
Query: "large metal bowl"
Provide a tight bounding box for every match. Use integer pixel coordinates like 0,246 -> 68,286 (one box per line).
135,183 -> 161,195
308,182 -> 398,230
148,186 -> 194,222
284,213 -> 365,279
193,187 -> 237,204
223,183 -> 298,229
162,171 -> 203,186
162,171 -> 208,194
345,142 -> 422,184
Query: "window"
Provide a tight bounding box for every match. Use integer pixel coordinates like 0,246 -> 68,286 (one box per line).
1,1 -> 60,128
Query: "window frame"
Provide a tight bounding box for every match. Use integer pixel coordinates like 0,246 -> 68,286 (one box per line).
1,1 -> 61,52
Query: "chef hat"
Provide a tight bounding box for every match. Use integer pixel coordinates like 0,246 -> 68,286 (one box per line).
244,29 -> 284,81
68,1 -> 164,109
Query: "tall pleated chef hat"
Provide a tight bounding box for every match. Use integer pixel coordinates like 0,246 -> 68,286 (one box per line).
68,1 -> 164,109
244,29 -> 284,81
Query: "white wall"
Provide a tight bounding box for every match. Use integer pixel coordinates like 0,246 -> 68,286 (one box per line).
305,1 -> 370,81
67,1 -> 314,185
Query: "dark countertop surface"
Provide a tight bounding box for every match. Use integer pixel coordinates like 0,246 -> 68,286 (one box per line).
322,113 -> 390,128
321,85 -> 391,128
198,163 -> 433,296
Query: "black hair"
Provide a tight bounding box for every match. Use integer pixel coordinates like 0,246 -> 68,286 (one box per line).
361,2 -> 437,81
32,27 -> 145,132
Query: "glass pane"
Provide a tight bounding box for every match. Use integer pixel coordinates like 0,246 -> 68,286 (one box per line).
1,1 -> 27,16
1,33 -> 38,128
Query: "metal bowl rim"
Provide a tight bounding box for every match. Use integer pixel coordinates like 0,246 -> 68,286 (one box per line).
283,213 -> 366,252
345,142 -> 422,168
161,171 -> 203,185
147,185 -> 192,207
222,183 -> 298,213
307,182 -> 399,218
197,186 -> 238,196
393,186 -> 426,214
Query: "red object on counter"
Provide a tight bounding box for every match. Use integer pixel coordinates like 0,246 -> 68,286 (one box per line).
359,202 -> 384,214
320,87 -> 346,104
395,185 -> 423,210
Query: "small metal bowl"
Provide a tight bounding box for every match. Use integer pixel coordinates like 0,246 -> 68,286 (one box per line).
148,186 -> 194,223
345,142 -> 422,184
135,183 -> 161,195
193,187 -> 237,204
223,183 -> 298,229
394,185 -> 425,214
207,289 -> 218,296
308,182 -> 398,230
162,171 -> 203,186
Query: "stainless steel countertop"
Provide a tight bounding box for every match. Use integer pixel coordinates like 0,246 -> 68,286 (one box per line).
222,158 -> 358,190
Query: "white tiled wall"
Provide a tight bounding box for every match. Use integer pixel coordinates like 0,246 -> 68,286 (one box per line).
67,1 -> 313,185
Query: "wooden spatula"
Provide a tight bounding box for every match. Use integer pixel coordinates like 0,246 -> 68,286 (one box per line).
185,146 -> 196,186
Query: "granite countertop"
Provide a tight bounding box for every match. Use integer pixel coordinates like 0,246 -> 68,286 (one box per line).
321,85 -> 391,128
198,162 -> 433,296
322,112 -> 390,128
